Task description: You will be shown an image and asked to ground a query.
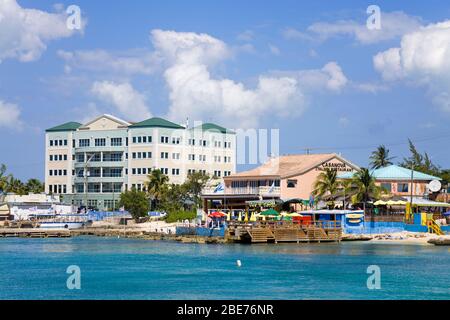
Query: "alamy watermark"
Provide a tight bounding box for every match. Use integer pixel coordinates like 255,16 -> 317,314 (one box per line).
66,5 -> 82,30
366,265 -> 381,290
66,265 -> 81,290
366,5 -> 381,30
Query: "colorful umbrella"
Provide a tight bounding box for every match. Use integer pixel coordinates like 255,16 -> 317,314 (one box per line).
208,211 -> 226,218
260,208 -> 280,216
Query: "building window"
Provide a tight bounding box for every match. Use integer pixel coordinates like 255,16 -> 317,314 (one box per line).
188,154 -> 195,161
161,152 -> 169,159
381,183 -> 392,192
172,153 -> 180,160
188,139 -> 195,146
214,170 -> 221,177
172,137 -> 181,144
95,138 -> 106,146
160,168 -> 169,175
397,183 -> 409,193
287,180 -> 297,188
111,138 -> 122,146
79,139 -> 90,147
172,168 -> 180,175
160,136 -> 169,144
76,154 -> 85,163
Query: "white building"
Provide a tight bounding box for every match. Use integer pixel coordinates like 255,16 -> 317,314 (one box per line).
45,114 -> 236,210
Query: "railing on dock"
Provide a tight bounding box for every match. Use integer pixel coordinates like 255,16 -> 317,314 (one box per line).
226,220 -> 342,243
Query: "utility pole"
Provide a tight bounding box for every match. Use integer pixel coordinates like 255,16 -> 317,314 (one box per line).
410,163 -> 414,220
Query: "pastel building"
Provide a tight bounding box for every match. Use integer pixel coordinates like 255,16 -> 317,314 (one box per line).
45,114 -> 236,210
202,153 -> 359,209
338,165 -> 442,198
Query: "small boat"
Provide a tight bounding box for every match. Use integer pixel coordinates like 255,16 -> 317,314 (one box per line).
30,213 -> 90,230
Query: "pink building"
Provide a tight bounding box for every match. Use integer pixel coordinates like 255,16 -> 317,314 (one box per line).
202,153 -> 359,210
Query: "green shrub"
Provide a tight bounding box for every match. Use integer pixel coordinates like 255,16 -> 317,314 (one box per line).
165,210 -> 197,223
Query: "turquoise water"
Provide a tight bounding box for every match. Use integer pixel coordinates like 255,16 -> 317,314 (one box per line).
0,237 -> 449,300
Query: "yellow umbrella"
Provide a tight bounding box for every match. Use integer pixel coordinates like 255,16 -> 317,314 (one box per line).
226,212 -> 231,221
244,211 -> 249,222
288,213 -> 302,217
250,212 -> 257,222
238,211 -> 242,221
374,200 -> 387,206
386,200 -> 397,206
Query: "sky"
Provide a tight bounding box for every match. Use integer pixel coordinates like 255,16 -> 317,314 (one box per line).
1,0 -> 450,180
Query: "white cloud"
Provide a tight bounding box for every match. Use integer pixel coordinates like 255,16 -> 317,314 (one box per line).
373,20 -> 450,112
57,49 -> 161,75
91,81 -> 151,121
0,100 -> 22,129
282,27 -> 314,41
286,11 -> 422,45
237,30 -> 254,42
151,29 -> 347,128
0,0 -> 83,62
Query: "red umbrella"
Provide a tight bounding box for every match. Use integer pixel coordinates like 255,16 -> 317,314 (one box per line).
208,211 -> 226,218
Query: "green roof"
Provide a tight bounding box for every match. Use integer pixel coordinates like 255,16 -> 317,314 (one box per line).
46,122 -> 82,132
192,123 -> 234,134
338,165 -> 441,181
129,117 -> 185,129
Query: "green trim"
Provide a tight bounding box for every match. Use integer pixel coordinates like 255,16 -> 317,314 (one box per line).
129,117 -> 185,129
191,123 -> 234,134
46,122 -> 82,132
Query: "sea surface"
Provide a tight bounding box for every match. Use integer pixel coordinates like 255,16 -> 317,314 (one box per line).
0,237 -> 449,300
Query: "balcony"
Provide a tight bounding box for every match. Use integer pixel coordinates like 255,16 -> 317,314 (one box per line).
203,186 -> 281,196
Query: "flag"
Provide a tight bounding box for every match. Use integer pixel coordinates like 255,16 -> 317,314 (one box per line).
213,183 -> 225,193
268,181 -> 275,193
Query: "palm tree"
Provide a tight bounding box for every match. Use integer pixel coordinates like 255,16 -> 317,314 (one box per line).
5,176 -> 27,195
312,169 -> 341,207
370,145 -> 394,169
145,169 -> 169,209
26,178 -> 44,194
0,164 -> 10,193
345,168 -> 382,212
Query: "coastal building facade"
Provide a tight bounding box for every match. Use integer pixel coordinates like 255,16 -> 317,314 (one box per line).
338,165 -> 442,198
45,114 -> 236,210
201,153 -> 360,210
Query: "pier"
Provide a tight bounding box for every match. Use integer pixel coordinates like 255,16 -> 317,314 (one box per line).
226,221 -> 342,243
0,228 -> 71,238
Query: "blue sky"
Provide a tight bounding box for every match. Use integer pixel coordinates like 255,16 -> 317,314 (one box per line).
1,0 -> 450,180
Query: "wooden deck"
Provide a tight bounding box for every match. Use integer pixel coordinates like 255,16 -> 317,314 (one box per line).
226,221 -> 342,243
0,228 -> 71,238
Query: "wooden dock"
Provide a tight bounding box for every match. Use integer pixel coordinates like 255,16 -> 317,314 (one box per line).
0,228 -> 71,238
226,221 -> 342,243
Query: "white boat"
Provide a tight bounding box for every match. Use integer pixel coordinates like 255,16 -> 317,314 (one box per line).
38,221 -> 86,229
30,213 -> 90,230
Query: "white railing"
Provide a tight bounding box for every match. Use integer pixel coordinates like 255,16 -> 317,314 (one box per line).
202,186 -> 281,196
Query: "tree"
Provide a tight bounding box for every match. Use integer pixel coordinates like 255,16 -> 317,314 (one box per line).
26,178 -> 44,194
0,164 -> 10,193
5,177 -> 27,195
145,169 -> 169,209
345,168 -> 382,211
312,169 -> 341,206
118,189 -> 149,221
400,139 -> 440,176
183,171 -> 210,207
159,183 -> 188,213
370,145 -> 394,169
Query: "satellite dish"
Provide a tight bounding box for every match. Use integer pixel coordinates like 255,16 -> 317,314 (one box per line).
428,180 -> 442,193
